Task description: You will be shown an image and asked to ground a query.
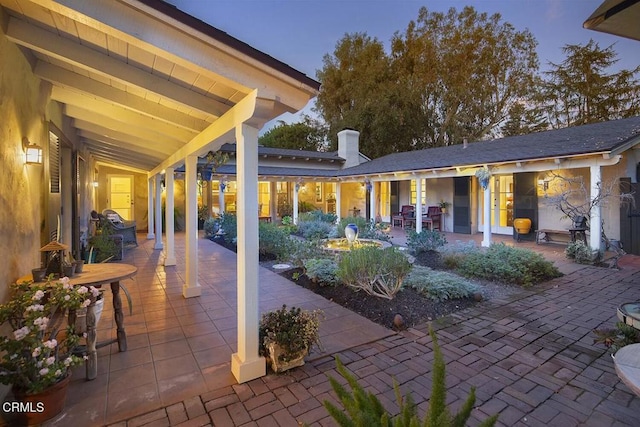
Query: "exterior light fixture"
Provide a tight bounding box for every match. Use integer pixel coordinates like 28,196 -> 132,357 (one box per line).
23,137 -> 43,165
537,178 -> 549,191
92,181 -> 99,188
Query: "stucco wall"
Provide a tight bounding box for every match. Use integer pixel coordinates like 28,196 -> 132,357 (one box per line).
0,17 -> 50,300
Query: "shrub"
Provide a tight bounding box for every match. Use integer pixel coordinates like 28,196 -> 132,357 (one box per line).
304,258 -> 339,286
456,243 -> 561,287
565,240 -> 594,264
259,305 -> 322,361
299,201 -> 316,213
440,241 -> 480,270
337,247 -> 411,299
323,328 -> 498,427
297,219 -> 334,239
593,322 -> 640,353
406,229 -> 447,255
289,239 -> 329,268
404,266 -> 479,302
203,217 -> 219,238
259,222 -> 293,261
219,213 -> 237,243
300,210 -> 337,224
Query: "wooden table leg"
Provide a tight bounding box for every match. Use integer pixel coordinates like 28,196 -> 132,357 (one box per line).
86,300 -> 97,380
111,280 -> 127,352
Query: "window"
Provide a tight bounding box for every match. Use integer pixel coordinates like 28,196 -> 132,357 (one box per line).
410,179 -> 425,206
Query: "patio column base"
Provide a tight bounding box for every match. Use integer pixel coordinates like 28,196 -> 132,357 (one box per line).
146,233 -> 154,240
154,242 -> 164,250
182,284 -> 201,298
231,353 -> 266,383
164,256 -> 176,266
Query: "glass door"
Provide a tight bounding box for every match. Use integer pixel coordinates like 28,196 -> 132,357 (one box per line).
492,175 -> 514,234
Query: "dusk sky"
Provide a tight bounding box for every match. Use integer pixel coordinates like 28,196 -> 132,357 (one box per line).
165,0 -> 639,129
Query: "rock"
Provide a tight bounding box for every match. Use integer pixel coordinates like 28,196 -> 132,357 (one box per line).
473,292 -> 484,302
393,314 -> 405,330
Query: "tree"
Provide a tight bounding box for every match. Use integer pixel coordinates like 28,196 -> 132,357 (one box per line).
540,40 -> 640,128
258,116 -> 328,151
501,101 -> 548,137
315,6 -> 540,157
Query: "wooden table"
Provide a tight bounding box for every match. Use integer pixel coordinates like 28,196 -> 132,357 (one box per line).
20,263 -> 137,380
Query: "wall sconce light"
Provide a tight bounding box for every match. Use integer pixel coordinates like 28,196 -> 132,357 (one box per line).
92,181 -> 99,188
537,178 -> 549,191
23,137 -> 43,165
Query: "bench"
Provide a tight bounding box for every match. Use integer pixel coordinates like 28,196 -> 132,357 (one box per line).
535,228 -> 588,245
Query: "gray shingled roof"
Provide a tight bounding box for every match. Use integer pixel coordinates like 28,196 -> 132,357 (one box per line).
214,165 -> 339,178
219,143 -> 344,162
337,115 -> 640,176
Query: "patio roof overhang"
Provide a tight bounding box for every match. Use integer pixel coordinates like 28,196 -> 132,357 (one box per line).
584,0 -> 640,41
0,0 -> 319,172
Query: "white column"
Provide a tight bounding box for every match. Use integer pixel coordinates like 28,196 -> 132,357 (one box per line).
219,179 -> 225,214
164,168 -> 176,266
183,155 -> 201,298
154,174 -> 163,250
231,123 -> 265,383
482,180 -> 492,247
147,178 -> 155,239
292,182 -> 299,225
369,181 -> 376,223
590,164 -> 602,253
415,178 -> 423,233
269,181 -> 277,222
335,182 -> 342,222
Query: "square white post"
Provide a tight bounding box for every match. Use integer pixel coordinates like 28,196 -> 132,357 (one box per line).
147,178 -> 155,240
231,123 -> 265,383
590,164 -> 602,253
269,181 -> 277,222
165,168 -> 176,266
369,181 -> 376,223
292,182 -> 299,225
154,174 -> 163,250
183,155 -> 201,298
335,182 -> 342,221
415,178 -> 423,232
482,180 -> 492,247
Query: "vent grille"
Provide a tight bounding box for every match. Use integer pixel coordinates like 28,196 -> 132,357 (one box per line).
49,132 -> 60,193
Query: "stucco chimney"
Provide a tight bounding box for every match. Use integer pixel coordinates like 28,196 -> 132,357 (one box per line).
338,129 -> 360,168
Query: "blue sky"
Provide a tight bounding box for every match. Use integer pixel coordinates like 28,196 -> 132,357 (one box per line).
166,0 -> 639,128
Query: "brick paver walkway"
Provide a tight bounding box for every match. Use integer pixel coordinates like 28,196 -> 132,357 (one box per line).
108,255 -> 640,426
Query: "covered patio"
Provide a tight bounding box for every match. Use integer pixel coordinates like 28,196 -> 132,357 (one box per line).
35,230 -> 640,426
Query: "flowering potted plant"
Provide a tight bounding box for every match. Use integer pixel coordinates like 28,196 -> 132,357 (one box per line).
0,277 -> 100,424
259,305 -> 323,373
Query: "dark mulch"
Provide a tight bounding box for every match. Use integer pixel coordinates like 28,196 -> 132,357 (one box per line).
279,266 -> 477,330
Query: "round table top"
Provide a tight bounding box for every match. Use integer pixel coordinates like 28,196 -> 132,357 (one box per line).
19,263 -> 137,287
614,343 -> 640,397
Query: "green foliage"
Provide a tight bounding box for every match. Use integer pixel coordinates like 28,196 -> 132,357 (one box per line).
299,201 -> 316,213
304,258 -> 339,286
258,115 -> 328,151
259,305 -> 322,361
289,239 -> 329,268
593,322 -> 640,353
316,6 -> 539,157
88,223 -> 120,263
259,222 -> 293,261
203,217 -> 219,238
324,328 -> 498,427
278,196 -> 292,218
297,219 -> 334,239
299,209 -> 337,224
219,213 -> 237,244
540,39 -> 640,129
281,215 -> 293,226
404,266 -> 479,302
406,229 -> 447,255
565,240 -> 594,264
456,243 -> 561,287
440,241 -> 480,270
337,247 -> 411,299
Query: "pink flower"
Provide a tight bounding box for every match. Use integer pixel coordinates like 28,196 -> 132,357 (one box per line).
39,368 -> 49,376
31,290 -> 45,301
13,326 -> 29,341
43,339 -> 57,349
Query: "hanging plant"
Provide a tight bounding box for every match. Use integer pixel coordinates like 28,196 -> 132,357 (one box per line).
475,168 -> 492,190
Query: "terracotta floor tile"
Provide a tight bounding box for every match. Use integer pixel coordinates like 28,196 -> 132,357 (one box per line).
187,331 -> 228,352
148,325 -> 186,345
108,362 -> 156,392
154,354 -> 200,381
105,382 -> 161,425
109,346 -> 153,371
157,371 -> 208,406
150,338 -> 191,361
182,320 -> 218,338
193,345 -> 234,369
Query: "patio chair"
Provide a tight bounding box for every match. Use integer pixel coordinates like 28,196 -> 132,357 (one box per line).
392,205 -> 415,228
101,209 -> 137,247
425,206 -> 442,231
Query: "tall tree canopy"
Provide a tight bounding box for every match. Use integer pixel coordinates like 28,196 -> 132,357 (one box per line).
315,6 -> 539,158
539,39 -> 640,128
258,116 -> 328,151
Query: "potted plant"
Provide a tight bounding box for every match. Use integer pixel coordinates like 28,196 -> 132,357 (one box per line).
438,200 -> 450,213
0,277 -> 100,424
259,305 -> 323,373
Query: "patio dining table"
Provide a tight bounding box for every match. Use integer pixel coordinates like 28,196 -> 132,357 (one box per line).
20,263 -> 137,380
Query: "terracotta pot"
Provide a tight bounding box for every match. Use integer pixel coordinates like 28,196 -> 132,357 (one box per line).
266,342 -> 308,373
513,218 -> 532,234
11,374 -> 71,425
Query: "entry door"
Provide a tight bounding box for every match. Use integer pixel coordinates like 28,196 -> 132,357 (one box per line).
453,177 -> 471,234
491,175 -> 514,235
108,175 -> 134,220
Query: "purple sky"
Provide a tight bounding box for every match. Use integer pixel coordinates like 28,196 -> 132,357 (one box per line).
165,0 -> 639,128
